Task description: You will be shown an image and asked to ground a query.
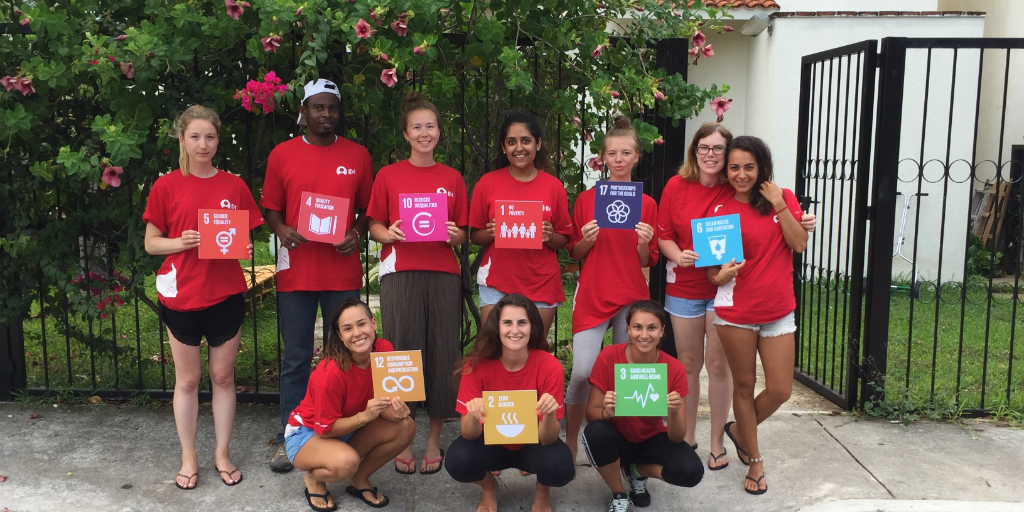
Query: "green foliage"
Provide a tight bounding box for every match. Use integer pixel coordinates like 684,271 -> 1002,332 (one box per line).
966,233 -> 1003,277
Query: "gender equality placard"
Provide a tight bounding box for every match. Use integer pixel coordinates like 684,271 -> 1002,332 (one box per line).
614,364 -> 668,417
483,390 -> 539,445
493,200 -> 543,249
690,214 -> 743,268
594,181 -> 643,229
371,350 -> 426,402
197,209 -> 249,259
296,191 -> 350,244
399,193 -> 449,242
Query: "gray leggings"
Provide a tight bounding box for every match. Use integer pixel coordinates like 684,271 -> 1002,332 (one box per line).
565,306 -> 630,405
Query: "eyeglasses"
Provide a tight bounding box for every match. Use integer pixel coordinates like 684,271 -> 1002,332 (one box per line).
696,145 -> 726,155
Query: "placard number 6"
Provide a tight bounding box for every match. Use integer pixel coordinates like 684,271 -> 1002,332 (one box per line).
375,357 -> 384,368
695,224 -> 703,234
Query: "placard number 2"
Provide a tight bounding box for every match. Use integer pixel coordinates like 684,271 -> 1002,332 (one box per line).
487,396 -> 494,407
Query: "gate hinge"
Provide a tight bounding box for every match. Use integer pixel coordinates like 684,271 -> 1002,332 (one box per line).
876,53 -> 884,68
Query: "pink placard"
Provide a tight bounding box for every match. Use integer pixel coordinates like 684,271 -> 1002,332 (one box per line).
398,193 -> 449,242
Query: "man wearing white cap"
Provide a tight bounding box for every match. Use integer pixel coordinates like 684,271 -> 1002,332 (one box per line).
261,78 -> 374,472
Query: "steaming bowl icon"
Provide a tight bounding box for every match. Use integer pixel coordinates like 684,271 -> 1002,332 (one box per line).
496,424 -> 525,437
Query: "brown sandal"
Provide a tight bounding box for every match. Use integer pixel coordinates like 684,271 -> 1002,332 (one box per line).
175,472 -> 198,490
215,464 -> 243,486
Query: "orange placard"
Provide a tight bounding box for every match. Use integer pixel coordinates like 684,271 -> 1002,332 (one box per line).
371,350 -> 426,402
483,390 -> 538,445
197,209 -> 249,259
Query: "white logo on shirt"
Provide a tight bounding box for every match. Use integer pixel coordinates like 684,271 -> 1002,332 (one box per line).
773,215 -> 779,224
542,205 -> 551,212
220,199 -> 237,210
714,204 -> 723,213
436,187 -> 455,198
336,166 -> 354,176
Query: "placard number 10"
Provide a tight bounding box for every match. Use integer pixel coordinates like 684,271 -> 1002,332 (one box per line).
402,198 -> 413,208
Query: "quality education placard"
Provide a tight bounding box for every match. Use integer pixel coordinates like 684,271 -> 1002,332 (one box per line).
493,200 -> 543,249
594,181 -> 643,229
296,191 -> 350,244
398,193 -> 449,242
370,350 -> 426,402
197,209 -> 249,260
483,390 -> 539,445
691,214 -> 743,268
614,363 -> 668,417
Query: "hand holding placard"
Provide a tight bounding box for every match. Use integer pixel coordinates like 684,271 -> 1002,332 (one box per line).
371,350 -> 426,402
613,364 -> 668,417
483,390 -> 539,445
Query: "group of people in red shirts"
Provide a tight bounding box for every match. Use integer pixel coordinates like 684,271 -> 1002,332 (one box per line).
143,78 -> 814,512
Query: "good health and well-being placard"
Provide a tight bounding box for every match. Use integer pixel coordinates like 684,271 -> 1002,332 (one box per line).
614,364 -> 668,417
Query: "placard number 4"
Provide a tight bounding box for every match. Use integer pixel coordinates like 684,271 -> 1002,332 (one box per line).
305,196 -> 312,206
599,185 -> 608,195
375,357 -> 384,368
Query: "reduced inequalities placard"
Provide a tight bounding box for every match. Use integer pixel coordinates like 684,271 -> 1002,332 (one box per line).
690,214 -> 743,268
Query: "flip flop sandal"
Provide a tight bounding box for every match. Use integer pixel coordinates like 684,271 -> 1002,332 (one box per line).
419,449 -> 444,475
346,486 -> 390,508
724,421 -> 751,466
215,464 -> 243,486
304,487 -> 338,512
708,448 -> 729,471
174,472 -> 198,490
393,456 -> 416,475
744,474 -> 767,495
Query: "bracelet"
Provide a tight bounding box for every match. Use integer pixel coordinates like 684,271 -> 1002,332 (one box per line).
355,412 -> 366,427
349,228 -> 359,239
775,206 -> 789,214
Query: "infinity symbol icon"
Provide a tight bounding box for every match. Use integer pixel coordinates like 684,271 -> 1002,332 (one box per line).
382,375 -> 415,393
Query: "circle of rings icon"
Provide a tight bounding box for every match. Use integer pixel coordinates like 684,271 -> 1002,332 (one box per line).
382,375 -> 416,393
605,200 -> 631,224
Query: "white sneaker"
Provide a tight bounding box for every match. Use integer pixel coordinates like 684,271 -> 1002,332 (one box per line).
608,492 -> 630,512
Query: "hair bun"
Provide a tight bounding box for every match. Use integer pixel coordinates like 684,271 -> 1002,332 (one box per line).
401,91 -> 423,113
612,115 -> 632,130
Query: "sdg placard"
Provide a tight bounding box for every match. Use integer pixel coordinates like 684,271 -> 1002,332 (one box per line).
483,390 -> 538,445
614,364 -> 668,417
494,200 -> 543,249
690,214 -> 743,268
399,193 -> 449,242
296,191 -> 350,244
594,181 -> 642,229
371,350 -> 426,402
197,209 -> 249,260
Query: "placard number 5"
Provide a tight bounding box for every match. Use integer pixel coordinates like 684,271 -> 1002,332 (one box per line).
375,357 -> 384,368
203,213 -> 210,224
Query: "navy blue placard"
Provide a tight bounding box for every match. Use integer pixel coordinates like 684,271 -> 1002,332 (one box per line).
691,214 -> 743,268
594,181 -> 643,229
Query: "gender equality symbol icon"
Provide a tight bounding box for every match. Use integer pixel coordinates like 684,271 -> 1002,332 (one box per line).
215,228 -> 236,254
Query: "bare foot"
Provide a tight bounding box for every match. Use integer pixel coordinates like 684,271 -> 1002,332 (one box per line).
395,445 -> 415,473
304,473 -> 335,509
175,452 -> 199,489
477,474 -> 498,512
214,451 -> 242,485
531,483 -> 553,512
708,440 -> 729,469
744,461 -> 767,493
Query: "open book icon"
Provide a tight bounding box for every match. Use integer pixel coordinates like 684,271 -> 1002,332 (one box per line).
308,214 -> 337,236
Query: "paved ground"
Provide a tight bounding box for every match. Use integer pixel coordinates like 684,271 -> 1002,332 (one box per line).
1,375 -> 1022,512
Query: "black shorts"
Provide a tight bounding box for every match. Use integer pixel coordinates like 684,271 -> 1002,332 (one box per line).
582,420 -> 703,488
159,293 -> 245,347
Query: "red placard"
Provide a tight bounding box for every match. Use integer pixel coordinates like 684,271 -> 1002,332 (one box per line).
493,200 -> 543,249
198,209 -> 249,259
296,191 -> 350,244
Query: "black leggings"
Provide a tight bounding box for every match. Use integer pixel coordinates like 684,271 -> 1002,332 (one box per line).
582,420 -> 703,488
445,435 -> 575,488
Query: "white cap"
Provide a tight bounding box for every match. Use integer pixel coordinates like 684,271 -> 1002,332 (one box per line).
297,78 -> 341,126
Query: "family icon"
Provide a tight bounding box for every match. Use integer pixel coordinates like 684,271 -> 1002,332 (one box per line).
499,222 -> 537,240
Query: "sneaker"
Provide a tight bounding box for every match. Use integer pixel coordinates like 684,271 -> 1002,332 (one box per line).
608,492 -> 630,512
623,464 -> 650,507
269,444 -> 293,473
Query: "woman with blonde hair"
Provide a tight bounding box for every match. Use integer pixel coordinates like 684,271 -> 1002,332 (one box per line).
143,105 -> 264,489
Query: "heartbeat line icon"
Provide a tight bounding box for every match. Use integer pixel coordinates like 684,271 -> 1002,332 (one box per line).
624,383 -> 660,408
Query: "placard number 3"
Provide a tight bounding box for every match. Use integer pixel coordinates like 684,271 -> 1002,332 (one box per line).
620,368 -> 626,379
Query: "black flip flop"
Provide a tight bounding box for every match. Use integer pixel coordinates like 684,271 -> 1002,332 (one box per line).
304,487 -> 338,512
724,421 -> 750,466
708,448 -> 729,471
174,472 -> 198,490
419,449 -> 444,475
744,474 -> 767,495
346,486 -> 390,508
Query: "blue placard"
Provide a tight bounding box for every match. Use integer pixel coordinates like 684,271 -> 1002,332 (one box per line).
594,181 -> 643,229
691,214 -> 743,268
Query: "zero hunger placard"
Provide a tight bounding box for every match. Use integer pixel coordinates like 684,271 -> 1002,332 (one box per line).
483,390 -> 539,445
614,364 -> 668,417
398,193 -> 449,242
493,200 -> 543,249
197,209 -> 249,260
691,214 -> 744,268
296,191 -> 350,244
371,350 -> 426,402
594,180 -> 643,229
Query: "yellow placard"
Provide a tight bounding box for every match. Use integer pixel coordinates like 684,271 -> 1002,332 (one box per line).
483,390 -> 538,445
371,350 -> 426,402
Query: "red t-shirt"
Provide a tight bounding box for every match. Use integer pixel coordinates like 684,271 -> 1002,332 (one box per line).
469,168 -> 573,304
656,175 -> 733,300
286,338 -> 395,434
456,348 -> 565,449
568,187 -> 659,334
260,136 -> 374,292
588,344 -> 689,443
366,160 -> 469,277
143,169 -> 265,312
709,189 -> 804,325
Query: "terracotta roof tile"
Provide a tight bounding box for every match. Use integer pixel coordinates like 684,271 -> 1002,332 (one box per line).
689,0 -> 781,8
769,10 -> 985,18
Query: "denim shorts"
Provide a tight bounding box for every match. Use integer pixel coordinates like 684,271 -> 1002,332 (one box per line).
284,424 -> 353,464
712,311 -> 796,338
664,294 -> 715,319
478,284 -> 561,309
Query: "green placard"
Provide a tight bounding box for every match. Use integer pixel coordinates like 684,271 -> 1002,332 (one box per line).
614,364 -> 668,417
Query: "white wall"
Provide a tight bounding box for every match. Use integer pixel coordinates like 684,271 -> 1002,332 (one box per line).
781,0 -> 939,11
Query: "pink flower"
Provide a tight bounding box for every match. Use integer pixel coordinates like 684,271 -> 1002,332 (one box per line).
702,44 -> 714,58
295,7 -> 303,15
260,34 -> 283,52
355,19 -> 373,39
634,5 -> 645,12
390,19 -> 408,36
610,90 -> 620,99
0,76 -> 14,92
89,60 -> 99,65
380,68 -> 397,87
654,137 -> 664,145
723,25 -> 734,32
711,97 -> 732,117
584,132 -> 593,142
654,90 -> 665,101
108,56 -> 116,62
587,157 -> 604,171
571,116 -> 580,127
591,45 -> 603,59
692,30 -> 706,48
13,77 -> 34,95
225,0 -> 244,20
369,8 -> 383,26
379,53 -> 389,61
688,46 -> 700,61
20,16 -> 31,26
413,46 -> 424,56
102,167 -> 124,188
120,61 -> 135,79
115,34 -> 128,41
